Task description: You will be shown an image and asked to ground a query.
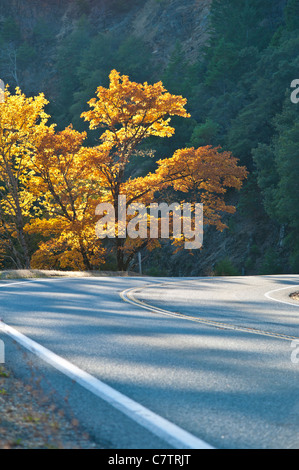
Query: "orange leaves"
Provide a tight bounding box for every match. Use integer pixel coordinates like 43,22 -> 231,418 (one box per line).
80,71 -> 247,268
81,70 -> 190,158
80,70 -> 191,210
25,125 -> 105,270
156,146 -> 247,193
29,219 -> 106,271
82,70 -> 189,130
154,146 -> 247,231
30,125 -> 89,200
0,87 -> 51,268
0,87 -> 50,195
0,71 -> 247,271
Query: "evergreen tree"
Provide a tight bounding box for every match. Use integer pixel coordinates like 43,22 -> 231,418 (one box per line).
285,0 -> 299,31
54,17 -> 91,129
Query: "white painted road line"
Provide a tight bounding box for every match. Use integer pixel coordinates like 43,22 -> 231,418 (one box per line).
265,285 -> 299,307
3,276 -> 298,449
0,278 -> 214,450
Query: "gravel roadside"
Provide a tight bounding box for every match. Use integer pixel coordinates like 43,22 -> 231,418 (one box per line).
0,364 -> 103,449
0,270 -> 110,449
0,269 -> 144,449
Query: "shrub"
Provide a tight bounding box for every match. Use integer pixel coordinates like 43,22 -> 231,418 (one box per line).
213,258 -> 239,276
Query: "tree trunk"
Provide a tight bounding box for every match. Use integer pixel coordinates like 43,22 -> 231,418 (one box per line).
17,225 -> 31,269
79,239 -> 92,271
116,237 -> 125,271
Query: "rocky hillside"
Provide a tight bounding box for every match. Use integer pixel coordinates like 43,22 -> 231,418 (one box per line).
0,0 -> 211,97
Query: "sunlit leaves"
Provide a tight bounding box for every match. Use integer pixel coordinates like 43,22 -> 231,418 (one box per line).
0,71 -> 247,271
81,71 -> 246,269
25,125 -> 105,270
0,87 -> 50,267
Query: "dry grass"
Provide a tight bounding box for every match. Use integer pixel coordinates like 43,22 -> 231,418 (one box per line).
0,268 -> 143,448
0,364 -> 103,449
0,269 -> 143,280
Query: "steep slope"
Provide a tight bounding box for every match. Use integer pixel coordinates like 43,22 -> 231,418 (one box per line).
0,0 -> 296,276
0,0 -> 212,103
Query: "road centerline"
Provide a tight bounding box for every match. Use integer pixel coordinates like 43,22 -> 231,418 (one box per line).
121,283 -> 299,342
0,277 -> 214,450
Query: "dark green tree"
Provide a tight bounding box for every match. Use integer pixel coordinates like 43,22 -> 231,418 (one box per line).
54,16 -> 91,128
285,0 -> 299,31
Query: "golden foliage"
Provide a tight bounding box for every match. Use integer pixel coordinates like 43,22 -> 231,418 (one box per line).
25,126 -> 106,270
0,87 -> 50,268
155,146 -> 248,230
0,73 -> 247,271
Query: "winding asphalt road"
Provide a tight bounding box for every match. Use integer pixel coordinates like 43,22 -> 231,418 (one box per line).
0,275 -> 299,449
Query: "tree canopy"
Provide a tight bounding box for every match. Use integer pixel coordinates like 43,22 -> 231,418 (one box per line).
0,71 -> 247,271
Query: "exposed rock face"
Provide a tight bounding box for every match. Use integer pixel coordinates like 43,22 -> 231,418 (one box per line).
129,0 -> 211,63
0,0 -> 212,103
1,0 -> 211,62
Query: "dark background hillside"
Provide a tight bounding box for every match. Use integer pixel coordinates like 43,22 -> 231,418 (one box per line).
0,0 -> 298,276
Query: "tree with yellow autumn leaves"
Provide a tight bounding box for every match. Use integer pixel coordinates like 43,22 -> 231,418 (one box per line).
25,126 -> 106,270
80,70 -> 247,270
0,71 -> 247,271
0,87 -> 49,268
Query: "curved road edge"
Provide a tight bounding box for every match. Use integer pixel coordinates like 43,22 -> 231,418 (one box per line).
0,277 -> 214,450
